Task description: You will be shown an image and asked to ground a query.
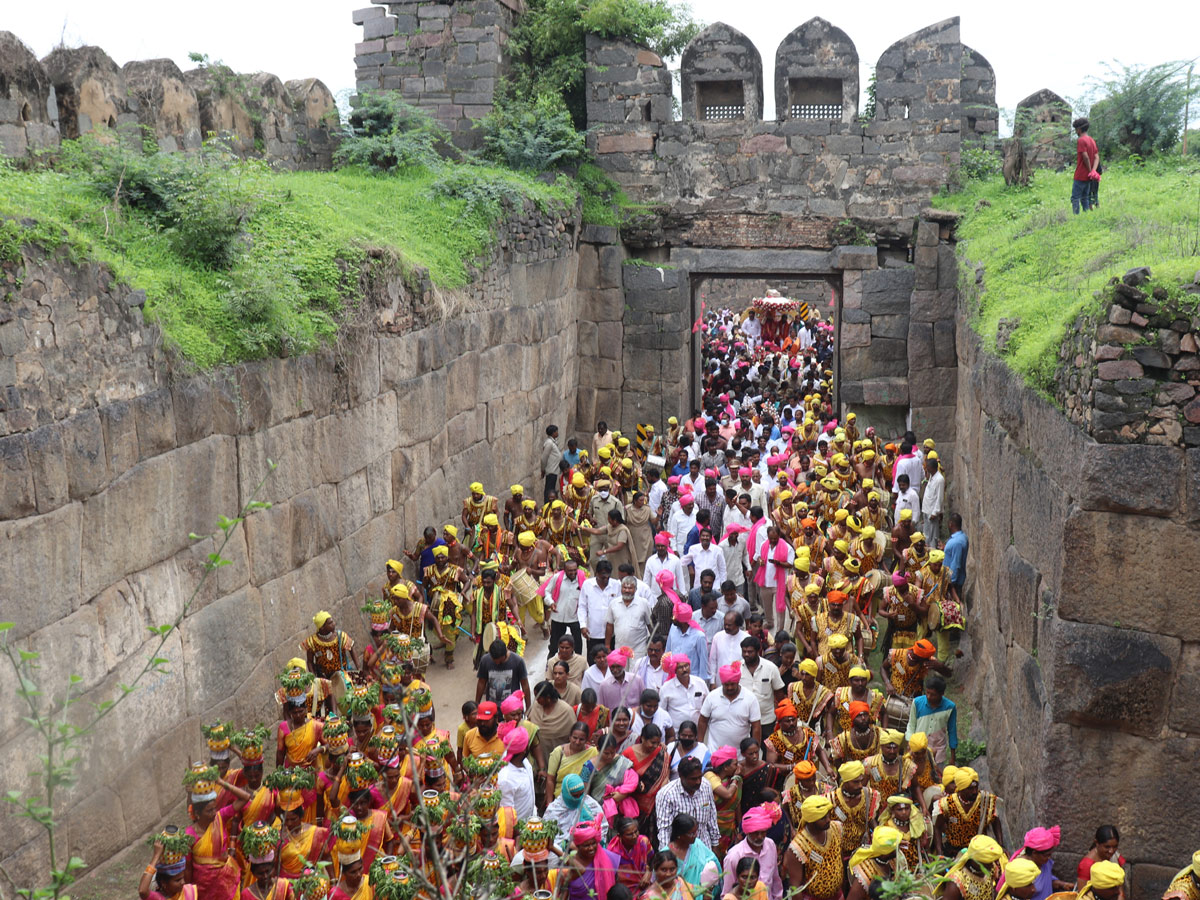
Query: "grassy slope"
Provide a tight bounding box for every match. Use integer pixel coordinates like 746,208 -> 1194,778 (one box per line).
0,162 -> 574,368
933,158 -> 1200,391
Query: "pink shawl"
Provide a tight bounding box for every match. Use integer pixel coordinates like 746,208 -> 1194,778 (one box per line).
756,537 -> 791,614
538,569 -> 586,602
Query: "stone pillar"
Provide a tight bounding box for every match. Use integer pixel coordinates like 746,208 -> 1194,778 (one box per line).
908,208 -> 960,473
620,262 -> 689,433
575,226 -> 626,435
353,0 -> 523,151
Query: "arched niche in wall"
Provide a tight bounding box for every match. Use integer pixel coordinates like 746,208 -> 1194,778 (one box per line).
681,22 -> 764,123
773,17 -> 858,123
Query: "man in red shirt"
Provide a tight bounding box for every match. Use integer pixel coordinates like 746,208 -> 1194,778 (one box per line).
1071,117 -> 1099,214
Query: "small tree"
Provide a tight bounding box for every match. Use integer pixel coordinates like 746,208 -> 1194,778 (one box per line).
1083,60 -> 1200,159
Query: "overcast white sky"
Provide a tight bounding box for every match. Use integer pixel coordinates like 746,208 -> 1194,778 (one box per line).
6,0 -> 1199,127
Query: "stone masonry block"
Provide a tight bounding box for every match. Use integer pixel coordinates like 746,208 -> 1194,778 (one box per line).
26,424 -> 69,514
1049,618 -> 1179,737
871,314 -> 909,340
908,322 -> 934,371
1060,509 -> 1200,641
61,409 -> 108,501
0,433 -> 36,519
909,366 -> 957,407
909,289 -> 958,322
1078,443 -> 1183,517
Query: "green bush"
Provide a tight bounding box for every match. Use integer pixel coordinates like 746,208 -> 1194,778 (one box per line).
959,146 -> 1002,181
334,92 -> 449,173
1085,61 -> 1199,160
505,0 -> 701,127
478,94 -> 588,173
58,136 -> 270,270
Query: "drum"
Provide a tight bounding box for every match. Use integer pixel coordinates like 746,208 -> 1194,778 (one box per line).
482,620 -> 525,655
646,454 -> 666,471
884,695 -> 911,730
331,670 -> 353,713
410,639 -> 431,677
509,567 -> 544,624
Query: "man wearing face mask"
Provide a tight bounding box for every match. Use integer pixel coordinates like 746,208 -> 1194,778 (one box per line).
586,478 -> 623,564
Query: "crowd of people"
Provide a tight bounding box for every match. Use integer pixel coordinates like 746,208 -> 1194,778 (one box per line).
141,304 -> 1200,900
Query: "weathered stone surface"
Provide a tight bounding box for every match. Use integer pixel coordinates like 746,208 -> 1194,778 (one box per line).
1169,643 -> 1200,734
1096,359 -> 1143,380
179,588 -> 265,714
1049,619 -> 1179,736
1059,509 -> 1200,641
1078,443 -> 1183,516
0,432 -> 36,518
81,435 -> 238,600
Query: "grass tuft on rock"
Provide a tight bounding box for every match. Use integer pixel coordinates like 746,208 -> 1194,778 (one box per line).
933,156 -> 1200,392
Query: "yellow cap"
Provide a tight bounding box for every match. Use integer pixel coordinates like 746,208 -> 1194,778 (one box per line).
443,524 -> 458,538
313,611 -> 332,628
517,531 -> 537,548
510,484 -> 524,494
470,481 -> 484,493
483,513 -> 499,527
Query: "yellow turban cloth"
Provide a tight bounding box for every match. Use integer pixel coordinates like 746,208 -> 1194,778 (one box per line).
483,513 -> 499,527
882,794 -> 925,839
848,825 -> 902,870
1086,861 -> 1126,891
518,531 -> 537,548
313,611 -> 332,628
907,732 -> 928,751
386,559 -> 404,575
880,729 -> 904,747
1169,850 -> 1200,887
828,634 -> 850,650
510,484 -> 524,494
390,584 -> 410,600
444,524 -> 458,538
799,659 -> 818,677
947,835 -> 1005,879
954,767 -> 979,791
572,473 -> 586,487
838,760 -> 865,783
941,765 -> 959,788
470,481 -> 484,493
996,858 -> 1044,900
433,545 -> 449,559
800,795 -> 833,824
286,657 -> 307,672
849,666 -> 870,680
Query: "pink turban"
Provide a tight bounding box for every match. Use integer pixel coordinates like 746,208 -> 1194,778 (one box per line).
742,807 -> 773,833
502,726 -> 529,760
719,661 -> 741,684
572,822 -> 600,843
789,358 -> 800,369
705,468 -> 718,479
607,649 -> 628,667
1024,825 -> 1061,852
654,532 -> 672,547
500,690 -> 524,715
667,476 -> 680,486
661,653 -> 680,679
891,572 -> 908,587
679,491 -> 694,504
722,523 -> 749,543
671,599 -> 700,631
711,745 -> 738,767
657,570 -> 681,604
738,467 -> 752,477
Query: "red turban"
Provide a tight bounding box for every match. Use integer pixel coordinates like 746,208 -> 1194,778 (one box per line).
848,700 -> 871,720
912,639 -> 936,659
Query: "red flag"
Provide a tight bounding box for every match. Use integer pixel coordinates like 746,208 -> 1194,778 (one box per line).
691,299 -> 706,333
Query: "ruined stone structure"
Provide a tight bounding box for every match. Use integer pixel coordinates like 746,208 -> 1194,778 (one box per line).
352,0 -> 524,150
0,202 -> 580,886
0,32 -> 337,168
1055,269 -> 1200,446
0,32 -> 61,157
1014,87 -> 1073,169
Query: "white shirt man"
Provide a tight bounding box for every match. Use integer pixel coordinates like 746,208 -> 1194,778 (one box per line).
660,663 -> 708,728
683,537 -> 727,586
648,478 -> 669,518
643,546 -> 690,601
497,757 -> 536,818
739,650 -> 785,728
579,572 -> 620,644
606,580 -> 655,657
922,464 -> 945,546
545,568 -> 582,624
894,484 -> 922,523
708,622 -> 749,684
635,651 -> 667,692
893,452 -> 924,495
719,532 -> 751,590
668,503 -> 698,555
758,534 -> 795,592
699,681 -> 761,751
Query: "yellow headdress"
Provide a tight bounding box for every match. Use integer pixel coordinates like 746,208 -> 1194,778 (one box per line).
996,859 -> 1044,900
848,825 -> 902,870
838,760 -> 865,783
947,835 -> 1005,879
800,794 -> 833,823
1085,861 -> 1126,892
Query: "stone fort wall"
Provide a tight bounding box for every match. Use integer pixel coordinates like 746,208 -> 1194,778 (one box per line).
951,264 -> 1200,900
0,32 -> 338,168
0,202 -> 581,886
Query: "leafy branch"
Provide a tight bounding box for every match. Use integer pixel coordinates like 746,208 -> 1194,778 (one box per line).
0,460 -> 278,900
